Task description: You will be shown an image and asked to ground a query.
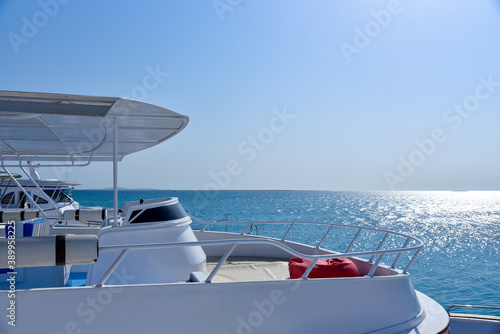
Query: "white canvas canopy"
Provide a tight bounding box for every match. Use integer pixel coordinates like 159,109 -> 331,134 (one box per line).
0,90 -> 189,163
0,90 -> 189,222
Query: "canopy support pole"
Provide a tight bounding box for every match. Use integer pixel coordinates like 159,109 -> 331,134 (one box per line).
113,118 -> 119,226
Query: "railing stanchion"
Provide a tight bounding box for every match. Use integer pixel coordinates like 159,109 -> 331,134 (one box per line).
370,232 -> 389,263
367,253 -> 385,277
282,223 -> 295,241
240,224 -> 253,235
206,243 -> 238,283
96,249 -> 130,287
391,237 -> 411,269
316,224 -> 334,249
301,259 -> 318,279
345,228 -> 362,253
403,248 -> 421,274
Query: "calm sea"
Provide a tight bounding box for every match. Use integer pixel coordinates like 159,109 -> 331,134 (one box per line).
73,190 -> 500,315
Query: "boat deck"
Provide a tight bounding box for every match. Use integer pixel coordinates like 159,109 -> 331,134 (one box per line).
206,257 -> 290,282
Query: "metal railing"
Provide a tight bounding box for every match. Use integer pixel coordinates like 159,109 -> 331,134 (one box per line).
448,305 -> 500,318
95,219 -> 423,287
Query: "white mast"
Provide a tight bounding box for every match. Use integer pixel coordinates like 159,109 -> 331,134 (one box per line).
113,117 -> 119,226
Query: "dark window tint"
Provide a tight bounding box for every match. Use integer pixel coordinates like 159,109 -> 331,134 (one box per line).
1,192 -> 15,204
43,190 -> 71,203
34,195 -> 48,204
130,203 -> 188,224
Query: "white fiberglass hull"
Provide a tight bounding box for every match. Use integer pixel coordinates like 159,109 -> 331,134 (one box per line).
0,227 -> 450,334
0,274 -> 447,334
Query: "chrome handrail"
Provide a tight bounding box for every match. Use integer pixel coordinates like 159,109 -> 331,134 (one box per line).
192,219 -> 422,240
448,304 -> 500,314
95,220 -> 424,287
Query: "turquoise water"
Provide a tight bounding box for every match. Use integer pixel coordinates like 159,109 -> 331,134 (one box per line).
73,190 -> 500,315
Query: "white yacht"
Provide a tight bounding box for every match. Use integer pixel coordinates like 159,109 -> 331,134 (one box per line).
0,171 -> 79,214
0,90 -> 495,333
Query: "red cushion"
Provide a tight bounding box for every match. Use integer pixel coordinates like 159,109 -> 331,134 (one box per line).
288,257 -> 359,279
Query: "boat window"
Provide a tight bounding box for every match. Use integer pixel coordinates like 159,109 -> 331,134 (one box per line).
43,189 -> 71,203
1,192 -> 15,205
33,195 -> 48,204
129,203 -> 188,224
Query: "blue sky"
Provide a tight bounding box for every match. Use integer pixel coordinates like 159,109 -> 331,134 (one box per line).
1,0 -> 499,190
